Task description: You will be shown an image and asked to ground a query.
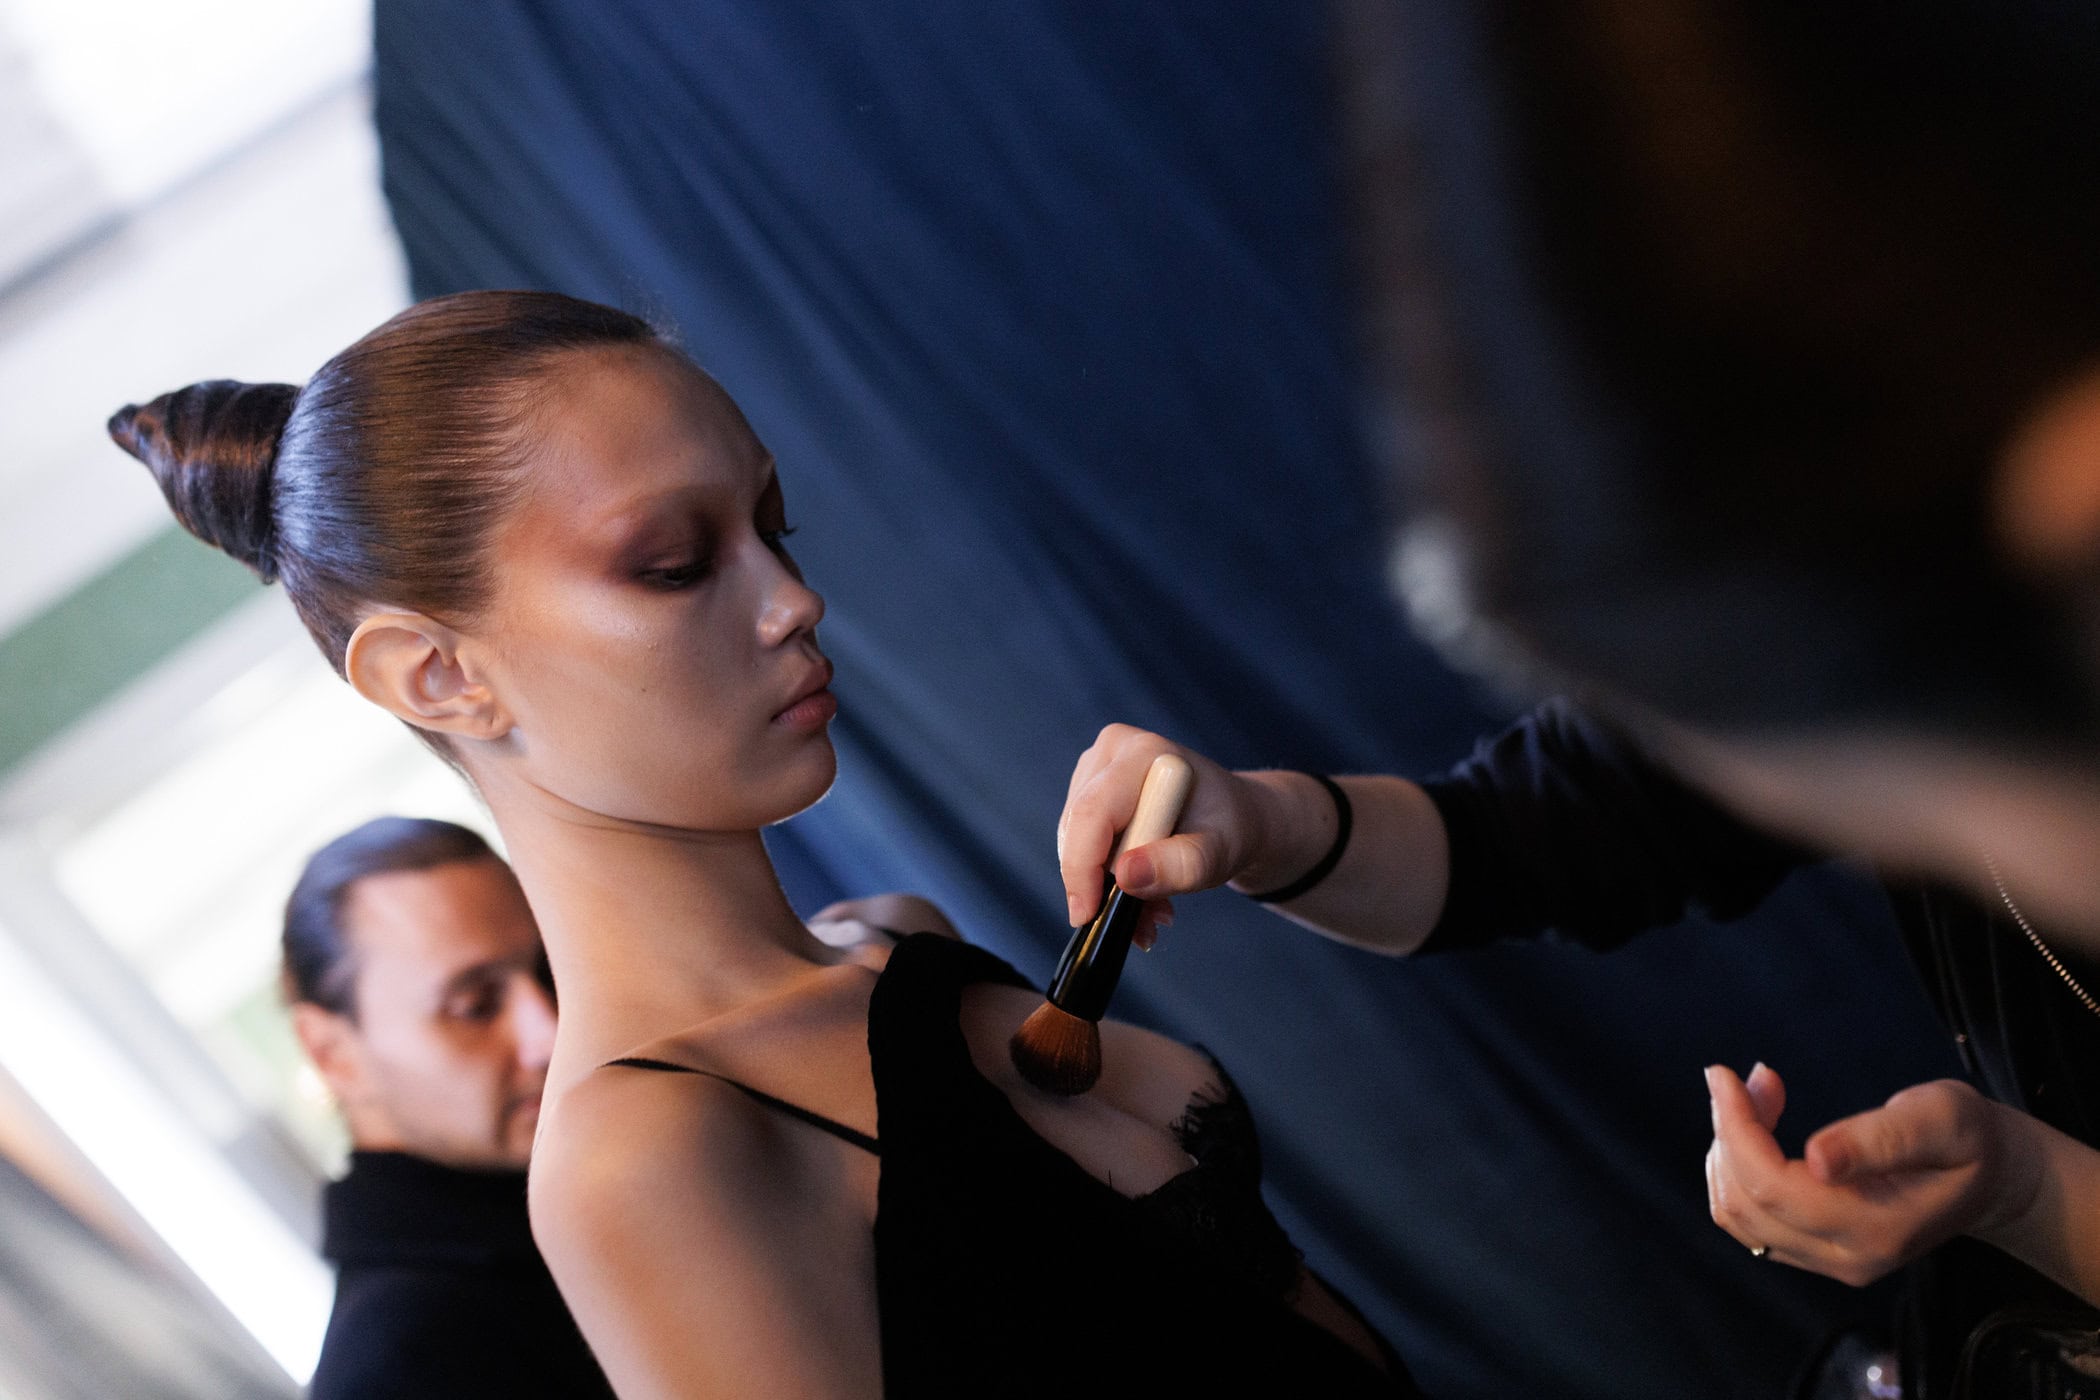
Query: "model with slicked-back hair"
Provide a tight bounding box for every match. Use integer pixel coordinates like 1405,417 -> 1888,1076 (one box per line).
110,291 -> 665,675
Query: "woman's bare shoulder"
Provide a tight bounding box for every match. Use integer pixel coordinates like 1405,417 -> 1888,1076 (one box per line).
531,1062 -> 781,1255
528,1057 -> 883,1398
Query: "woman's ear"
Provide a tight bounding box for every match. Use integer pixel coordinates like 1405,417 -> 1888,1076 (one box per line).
1998,364 -> 2100,580
343,612 -> 513,741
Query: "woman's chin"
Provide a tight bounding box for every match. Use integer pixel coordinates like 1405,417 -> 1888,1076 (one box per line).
777,741 -> 841,820
502,731 -> 841,833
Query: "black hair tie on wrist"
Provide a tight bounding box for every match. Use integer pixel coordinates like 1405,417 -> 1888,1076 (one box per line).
1243,774 -> 1353,904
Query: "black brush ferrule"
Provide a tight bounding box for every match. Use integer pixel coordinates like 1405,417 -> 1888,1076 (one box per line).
1044,877 -> 1144,1023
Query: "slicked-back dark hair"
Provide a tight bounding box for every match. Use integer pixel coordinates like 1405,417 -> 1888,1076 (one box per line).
282,816 -> 499,1017
109,290 -> 666,678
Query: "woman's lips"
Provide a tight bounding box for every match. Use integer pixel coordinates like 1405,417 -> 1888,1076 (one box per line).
774,661 -> 838,730
774,688 -> 838,731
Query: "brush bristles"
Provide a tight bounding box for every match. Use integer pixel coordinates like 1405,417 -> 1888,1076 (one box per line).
1009,1001 -> 1102,1096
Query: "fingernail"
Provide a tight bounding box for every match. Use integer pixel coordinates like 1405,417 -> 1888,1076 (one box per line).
1703,1065 -> 1720,1092
1749,1061 -> 1769,1079
1120,850 -> 1154,892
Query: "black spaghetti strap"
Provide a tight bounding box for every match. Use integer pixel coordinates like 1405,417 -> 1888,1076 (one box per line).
604,1056 -> 880,1156
606,1055 -> 707,1074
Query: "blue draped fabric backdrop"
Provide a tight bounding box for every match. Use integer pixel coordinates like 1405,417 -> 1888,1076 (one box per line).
373,5 -> 1961,1394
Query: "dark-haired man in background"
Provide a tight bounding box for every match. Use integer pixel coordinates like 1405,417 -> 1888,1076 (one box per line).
290,816 -> 945,1398
287,816 -> 612,1400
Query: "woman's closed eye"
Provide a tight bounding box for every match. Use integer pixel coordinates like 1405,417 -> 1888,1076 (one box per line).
637,557 -> 711,590
634,518 -> 794,589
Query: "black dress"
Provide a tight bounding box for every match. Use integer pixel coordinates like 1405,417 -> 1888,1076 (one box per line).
310,1151 -> 615,1400
1417,699 -> 2100,1400
613,932 -> 1415,1398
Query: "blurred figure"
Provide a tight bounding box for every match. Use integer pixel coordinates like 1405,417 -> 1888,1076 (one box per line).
285,817 -> 614,1400
1328,4 -> 2100,1391
1338,0 -> 2100,939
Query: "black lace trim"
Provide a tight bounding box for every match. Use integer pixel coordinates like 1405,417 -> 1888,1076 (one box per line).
1140,1066 -> 1305,1301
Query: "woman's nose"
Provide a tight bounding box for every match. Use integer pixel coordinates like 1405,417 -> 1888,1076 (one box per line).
758,560 -> 825,646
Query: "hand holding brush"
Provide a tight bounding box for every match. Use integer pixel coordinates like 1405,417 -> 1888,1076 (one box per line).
1010,752 -> 1194,1095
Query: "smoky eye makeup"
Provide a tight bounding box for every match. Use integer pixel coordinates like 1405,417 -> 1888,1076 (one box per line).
635,553 -> 712,590
628,555 -> 704,589
620,514 -> 717,589
754,473 -> 799,541
610,466 -> 782,586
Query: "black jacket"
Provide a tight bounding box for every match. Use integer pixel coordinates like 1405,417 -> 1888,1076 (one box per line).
309,1151 -> 615,1400
1418,700 -> 2100,1399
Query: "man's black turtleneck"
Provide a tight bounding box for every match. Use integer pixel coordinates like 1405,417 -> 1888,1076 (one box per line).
309,1150 -> 615,1400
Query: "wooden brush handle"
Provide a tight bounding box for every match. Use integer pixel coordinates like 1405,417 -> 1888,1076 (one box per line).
1043,753 -> 1195,1023
1109,753 -> 1194,861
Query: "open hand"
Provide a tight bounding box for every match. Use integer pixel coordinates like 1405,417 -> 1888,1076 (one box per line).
1704,1063 -> 2040,1287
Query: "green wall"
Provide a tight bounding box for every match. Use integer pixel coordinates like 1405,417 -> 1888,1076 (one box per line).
0,529 -> 261,778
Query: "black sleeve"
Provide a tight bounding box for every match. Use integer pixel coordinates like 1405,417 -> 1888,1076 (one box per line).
1415,699 -> 1816,954
309,1271 -> 613,1400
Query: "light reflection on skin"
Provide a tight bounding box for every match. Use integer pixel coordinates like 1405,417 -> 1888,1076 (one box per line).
460,345 -> 839,836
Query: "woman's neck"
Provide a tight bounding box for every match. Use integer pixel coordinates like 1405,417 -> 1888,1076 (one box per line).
478,769 -> 842,1083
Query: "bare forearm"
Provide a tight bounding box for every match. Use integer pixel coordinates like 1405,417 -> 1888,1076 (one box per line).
1977,1106 -> 2100,1306
1226,772 -> 1449,955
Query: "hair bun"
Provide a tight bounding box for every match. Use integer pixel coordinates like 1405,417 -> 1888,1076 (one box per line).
108,380 -> 299,581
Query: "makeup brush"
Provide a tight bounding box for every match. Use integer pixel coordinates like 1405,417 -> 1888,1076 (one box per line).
1010,752 -> 1194,1096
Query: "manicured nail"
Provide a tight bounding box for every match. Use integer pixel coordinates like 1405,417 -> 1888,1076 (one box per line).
1749,1061 -> 1769,1079
1120,850 -> 1154,892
